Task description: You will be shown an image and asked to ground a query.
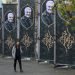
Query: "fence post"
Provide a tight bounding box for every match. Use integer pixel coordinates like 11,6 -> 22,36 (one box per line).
54,0 -> 57,65
36,0 -> 40,60
2,4 -> 4,55
17,0 -> 20,40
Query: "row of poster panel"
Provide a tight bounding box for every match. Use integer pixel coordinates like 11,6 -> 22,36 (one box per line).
0,0 -> 75,65
1,0 -> 35,58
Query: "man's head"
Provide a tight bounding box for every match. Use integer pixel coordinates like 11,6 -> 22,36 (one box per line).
24,7 -> 32,18
46,0 -> 54,13
7,12 -> 14,22
16,41 -> 20,45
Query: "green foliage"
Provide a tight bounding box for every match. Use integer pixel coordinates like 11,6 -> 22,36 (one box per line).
57,0 -> 75,26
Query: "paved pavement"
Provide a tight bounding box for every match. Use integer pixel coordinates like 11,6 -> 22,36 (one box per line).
0,57 -> 75,75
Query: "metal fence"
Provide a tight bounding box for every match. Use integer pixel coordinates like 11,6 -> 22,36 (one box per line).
0,0 -> 75,67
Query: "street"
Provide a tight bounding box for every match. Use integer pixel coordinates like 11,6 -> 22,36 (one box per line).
0,57 -> 75,75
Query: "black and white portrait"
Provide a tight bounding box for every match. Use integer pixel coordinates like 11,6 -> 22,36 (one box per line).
20,6 -> 33,30
41,0 -> 54,27
4,11 -> 16,32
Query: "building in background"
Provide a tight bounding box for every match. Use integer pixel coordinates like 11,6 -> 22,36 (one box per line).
2,0 -> 17,3
0,0 -> 2,8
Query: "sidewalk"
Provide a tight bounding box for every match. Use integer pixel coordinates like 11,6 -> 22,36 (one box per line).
0,57 -> 75,75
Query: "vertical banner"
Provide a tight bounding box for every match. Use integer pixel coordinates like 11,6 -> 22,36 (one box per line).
40,0 -> 54,62
3,4 -> 17,56
56,0 -> 75,65
0,8 -> 2,54
20,0 -> 35,57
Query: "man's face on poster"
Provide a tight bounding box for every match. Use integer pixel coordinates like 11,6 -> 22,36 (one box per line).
7,13 -> 14,22
46,1 -> 54,13
24,7 -> 32,18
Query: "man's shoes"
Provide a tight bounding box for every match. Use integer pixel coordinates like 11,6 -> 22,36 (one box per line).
20,70 -> 23,72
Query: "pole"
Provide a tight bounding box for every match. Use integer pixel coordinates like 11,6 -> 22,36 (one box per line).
54,0 -> 56,65
36,0 -> 40,60
2,4 -> 4,55
17,0 -> 20,40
